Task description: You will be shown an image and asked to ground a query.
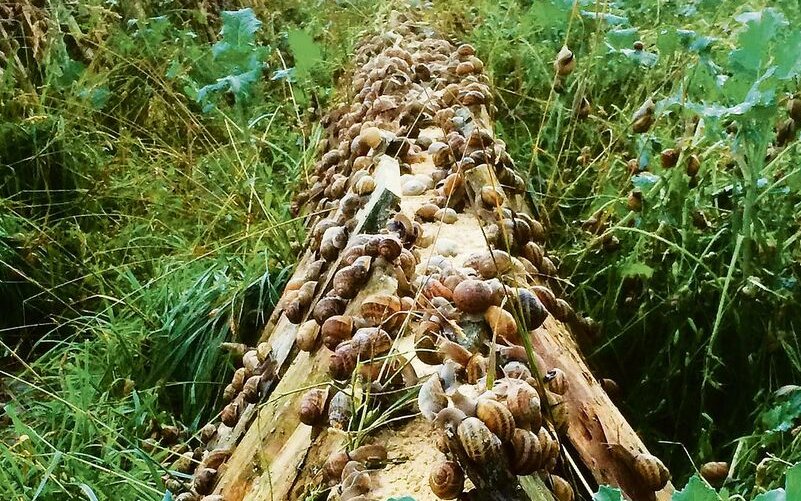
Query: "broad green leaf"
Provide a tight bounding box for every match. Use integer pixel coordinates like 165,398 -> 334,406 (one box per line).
593,485 -> 624,501
581,10 -> 629,26
620,48 -> 658,67
786,463 -> 801,497
729,8 -> 788,74
753,489 -> 785,501
213,8 -> 262,58
671,475 -> 718,501
761,386 -> 801,432
775,30 -> 801,80
606,28 -> 638,50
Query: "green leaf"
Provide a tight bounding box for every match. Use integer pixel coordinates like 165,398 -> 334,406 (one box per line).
753,489 -> 785,501
593,485 -> 624,501
775,30 -> 801,80
621,262 -> 655,279
760,386 -> 801,432
213,8 -> 262,59
786,463 -> 801,498
671,475 -> 718,501
729,8 -> 788,74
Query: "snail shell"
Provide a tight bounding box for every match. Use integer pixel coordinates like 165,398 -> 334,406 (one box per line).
351,327 -> 392,358
554,45 -> 575,76
341,470 -> 371,496
200,423 -> 217,444
544,368 -> 568,395
299,388 -> 329,426
457,416 -> 503,464
414,320 -> 443,365
378,235 -> 403,261
329,342 -> 358,380
552,298 -> 575,323
296,319 -> 319,352
509,428 -> 542,475
547,474 -> 575,501
422,278 -> 453,301
449,387 -> 478,417
241,375 -> 262,403
341,460 -> 365,483
522,241 -> 544,269
321,226 -> 348,261
359,126 -> 383,149
416,203 -> 439,222
453,279 -> 494,314
354,175 -> 376,195
322,315 -> 354,351
437,339 -> 473,367
231,367 -> 246,391
633,452 -> 670,491
466,353 -> 489,384
485,305 -> 518,342
418,374 -> 448,421
503,361 -> 531,380
323,450 -> 350,484
429,461 -> 465,499
193,467 -> 217,495
464,249 -> 513,278
476,397 -> 515,443
507,381 -> 542,430
514,288 -> 548,331
480,186 -> 504,207
313,295 -> 347,325
242,350 -> 260,378
434,207 -> 458,224
223,383 -> 238,402
333,259 -> 371,299
220,399 -> 241,427
537,426 -> 560,470
531,285 -> 558,315
403,178 -> 428,196
700,461 -> 728,487
360,293 -> 402,328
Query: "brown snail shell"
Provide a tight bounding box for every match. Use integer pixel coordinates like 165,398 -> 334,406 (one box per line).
321,225 -> 348,261
241,375 -> 262,403
700,461 -> 728,487
378,235 -> 403,261
329,342 -> 358,380
322,315 -> 354,351
341,471 -> 371,497
231,367 -> 246,391
507,381 -> 542,430
429,460 -> 465,499
633,452 -> 670,491
193,467 -> 217,495
415,320 -> 443,365
476,397 -> 515,443
200,423 -> 217,444
361,293 -> 402,328
457,416 -> 503,464
416,203 -> 439,222
422,278 -> 453,301
296,319 -> 319,352
242,350 -> 260,378
323,451 -> 350,484
354,175 -> 376,195
547,474 -> 575,501
449,387 -> 478,417
453,279 -> 494,314
503,361 -> 531,380
522,241 -> 544,269
552,298 -> 575,322
554,45 -> 575,76
485,305 -> 519,343
544,368 -> 568,395
221,400 -> 241,427
313,295 -> 347,325
466,353 -> 489,384
222,383 -> 238,402
464,249 -> 513,278
434,207 -> 458,224
509,428 -> 542,474
531,285 -> 558,315
480,185 -> 504,207
341,460 -> 365,483
359,126 -> 383,149
333,259 -> 371,299
418,374 -> 448,421
537,426 -> 560,470
438,339 -> 473,367
299,388 -> 329,426
351,327 -> 392,358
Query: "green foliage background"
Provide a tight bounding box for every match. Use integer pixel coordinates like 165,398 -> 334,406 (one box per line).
1,0 -> 800,499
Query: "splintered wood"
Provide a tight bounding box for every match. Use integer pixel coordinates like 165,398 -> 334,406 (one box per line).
175,12 -> 674,501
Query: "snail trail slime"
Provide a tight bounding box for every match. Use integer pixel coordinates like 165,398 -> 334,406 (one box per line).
166,11 -> 673,501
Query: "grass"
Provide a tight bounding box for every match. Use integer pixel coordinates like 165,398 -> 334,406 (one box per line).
1,0 -> 800,499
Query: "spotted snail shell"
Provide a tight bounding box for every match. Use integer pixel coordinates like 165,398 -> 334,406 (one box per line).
457,416 -> 502,464
507,381 -> 542,430
509,428 -> 542,475
429,460 -> 465,500
475,397 -> 515,443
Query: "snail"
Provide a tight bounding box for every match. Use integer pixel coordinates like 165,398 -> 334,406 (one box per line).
660,148 -> 679,168
418,373 -> 448,421
544,368 -> 568,395
434,207 -> 458,224
513,288 -> 549,331
476,397 -> 516,443
221,399 -> 241,427
464,249 -> 513,278
402,178 -> 428,195
429,460 -> 465,499
453,279 -> 494,314
377,235 -> 403,261
509,428 -> 542,475
686,153 -> 701,177
241,375 -> 263,403
321,225 -> 349,261
480,185 -> 504,208
354,175 -> 376,195
329,342 -> 358,380
193,467 -> 217,495
422,278 -> 454,301
633,452 -> 671,491
349,444 -> 387,465
552,298 -> 575,323
323,450 -> 351,484
416,203 -> 440,222
414,320 -> 444,365
231,367 -> 246,391
466,353 -> 489,384
537,426 -> 561,470
200,448 -> 233,470
351,327 -> 393,358
299,388 -> 329,426
457,416 -> 503,464
700,461 -> 728,487
322,315 -> 355,351
242,349 -> 261,378
632,98 -> 655,133
332,256 -> 372,299
546,474 -> 575,501
554,45 -> 575,76
484,305 -> 518,342
502,361 -> 531,380
199,423 -> 217,444
530,285 -> 558,316
360,293 -> 402,328
507,381 -> 542,430
341,460 -> 365,482
296,319 -> 320,352
313,295 -> 348,325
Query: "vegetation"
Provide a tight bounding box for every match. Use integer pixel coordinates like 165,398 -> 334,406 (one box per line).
1,0 -> 800,499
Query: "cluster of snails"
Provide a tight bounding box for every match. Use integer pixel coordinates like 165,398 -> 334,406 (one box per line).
418,360 -> 573,500
321,443 -> 388,501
